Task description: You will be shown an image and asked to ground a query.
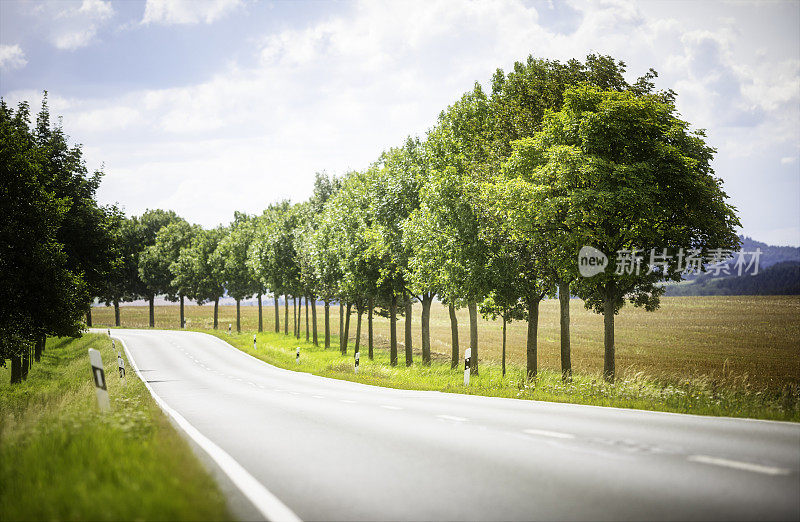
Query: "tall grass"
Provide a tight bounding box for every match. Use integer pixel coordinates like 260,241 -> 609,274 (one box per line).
0,334 -> 232,521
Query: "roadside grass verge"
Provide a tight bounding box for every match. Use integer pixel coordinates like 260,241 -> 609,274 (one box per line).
212,329 -> 800,422
0,334 -> 232,521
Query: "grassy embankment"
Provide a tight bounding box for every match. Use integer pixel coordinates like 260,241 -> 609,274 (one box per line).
0,334 -> 232,521
92,296 -> 800,422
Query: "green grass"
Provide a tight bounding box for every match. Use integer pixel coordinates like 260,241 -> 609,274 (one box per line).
0,334 -> 232,521
213,328 -> 800,422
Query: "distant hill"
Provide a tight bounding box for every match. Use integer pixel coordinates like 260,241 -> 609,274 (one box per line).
736,236 -> 800,269
663,236 -> 800,295
665,260 -> 800,296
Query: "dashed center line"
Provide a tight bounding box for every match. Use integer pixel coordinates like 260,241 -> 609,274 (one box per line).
312,395 -> 326,399
437,415 -> 468,422
523,428 -> 576,439
381,405 -> 402,410
687,455 -> 791,476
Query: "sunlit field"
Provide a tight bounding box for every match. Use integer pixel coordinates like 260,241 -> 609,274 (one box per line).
92,295 -> 800,392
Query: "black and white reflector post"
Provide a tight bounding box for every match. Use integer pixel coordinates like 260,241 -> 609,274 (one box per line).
88,348 -> 110,411
296,347 -> 300,364
107,328 -> 111,337
253,334 -> 257,350
464,348 -> 471,386
355,351 -> 360,374
228,323 -> 232,335
117,350 -> 126,386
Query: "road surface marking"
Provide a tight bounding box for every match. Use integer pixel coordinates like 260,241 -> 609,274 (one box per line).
523,429 -> 576,439
687,455 -> 791,475
437,415 -> 468,422
116,335 -> 302,522
381,405 -> 402,410
340,399 -> 357,404
312,395 -> 326,399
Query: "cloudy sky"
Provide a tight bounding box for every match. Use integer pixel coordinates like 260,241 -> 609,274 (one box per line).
1,0 -> 798,245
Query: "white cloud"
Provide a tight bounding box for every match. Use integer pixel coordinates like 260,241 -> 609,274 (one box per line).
0,44 -> 27,71
4,0 -> 797,243
51,0 -> 114,50
142,0 -> 242,25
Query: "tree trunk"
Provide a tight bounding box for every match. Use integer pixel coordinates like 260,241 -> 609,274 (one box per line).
468,301 -> 478,376
258,293 -> 263,333
297,296 -> 302,340
10,354 -> 21,384
559,280 -> 572,381
236,298 -> 241,333
284,293 -> 289,335
311,298 -> 318,345
180,294 -> 185,328
502,317 -> 507,377
526,297 -> 540,380
404,297 -> 413,366
214,297 -> 219,329
339,302 -> 344,351
343,302 -> 352,355
293,296 -> 298,338
354,308 -> 363,354
274,294 -> 280,333
305,296 -> 309,341
368,298 -> 374,360
149,295 -> 155,327
86,309 -> 92,327
21,344 -> 30,380
324,301 -> 330,349
421,295 -> 432,365
34,334 -> 44,362
389,294 -> 398,366
114,300 -> 120,327
449,303 -> 459,369
604,291 -> 615,383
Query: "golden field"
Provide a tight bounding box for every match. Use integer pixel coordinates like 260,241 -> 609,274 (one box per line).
91,295 -> 800,391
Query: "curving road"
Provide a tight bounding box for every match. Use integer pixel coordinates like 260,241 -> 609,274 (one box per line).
105,328 -> 799,521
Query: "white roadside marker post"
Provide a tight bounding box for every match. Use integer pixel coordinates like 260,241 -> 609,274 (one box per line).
355,351 -> 360,374
228,323 -> 232,336
117,346 -> 126,386
107,328 -> 110,337
112,340 -> 125,385
88,348 -> 110,412
296,347 -> 300,364
253,334 -> 257,350
464,348 -> 471,386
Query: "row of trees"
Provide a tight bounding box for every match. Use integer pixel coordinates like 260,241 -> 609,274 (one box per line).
2,54 -> 739,385
1,94 -> 118,383
93,54 -> 740,383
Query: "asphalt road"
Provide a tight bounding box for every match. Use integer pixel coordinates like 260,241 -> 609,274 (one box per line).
106,328 -> 799,521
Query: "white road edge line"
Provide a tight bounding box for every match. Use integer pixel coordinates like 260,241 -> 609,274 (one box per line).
437,415 -> 468,422
523,428 -> 576,439
114,335 -> 302,522
687,455 -> 791,476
